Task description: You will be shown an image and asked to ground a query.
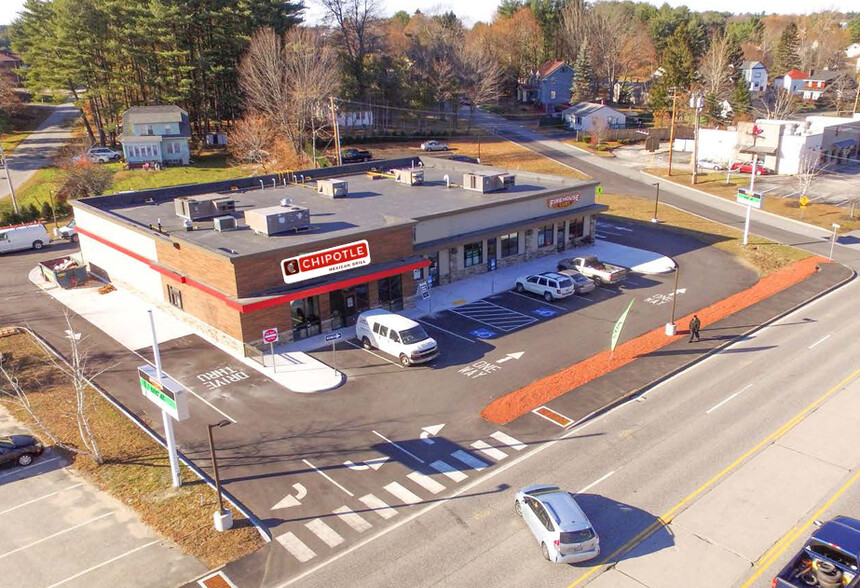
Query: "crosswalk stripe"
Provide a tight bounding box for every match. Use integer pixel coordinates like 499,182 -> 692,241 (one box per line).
359,493 -> 398,519
450,449 -> 489,471
276,532 -> 316,562
430,459 -> 468,482
305,518 -> 344,548
471,440 -> 508,461
407,471 -> 446,494
333,506 -> 372,533
384,481 -> 422,505
490,431 -> 527,451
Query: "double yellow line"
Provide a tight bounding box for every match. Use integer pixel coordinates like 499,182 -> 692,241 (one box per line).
566,364 -> 860,588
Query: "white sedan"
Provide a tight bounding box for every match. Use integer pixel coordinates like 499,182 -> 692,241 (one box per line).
420,140 -> 449,152
697,158 -> 725,171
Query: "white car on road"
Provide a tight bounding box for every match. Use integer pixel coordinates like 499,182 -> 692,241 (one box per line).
515,484 -> 600,563
74,147 -> 122,164
697,158 -> 725,171
420,140 -> 449,152
515,272 -> 574,302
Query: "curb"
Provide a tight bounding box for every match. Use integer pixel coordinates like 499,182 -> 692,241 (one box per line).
555,263 -> 856,436
12,326 -> 272,544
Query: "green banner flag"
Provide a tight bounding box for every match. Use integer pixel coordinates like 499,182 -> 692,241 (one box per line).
610,299 -> 635,352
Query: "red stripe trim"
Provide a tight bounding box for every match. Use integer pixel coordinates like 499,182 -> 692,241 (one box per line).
76,226 -> 428,314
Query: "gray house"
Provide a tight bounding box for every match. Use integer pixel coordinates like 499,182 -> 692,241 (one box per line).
517,60 -> 574,112
120,105 -> 191,167
562,102 -> 627,132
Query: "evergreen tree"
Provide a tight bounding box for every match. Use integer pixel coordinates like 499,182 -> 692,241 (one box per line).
731,78 -> 751,119
660,23 -> 697,90
647,76 -> 670,113
570,42 -> 594,103
773,22 -> 800,76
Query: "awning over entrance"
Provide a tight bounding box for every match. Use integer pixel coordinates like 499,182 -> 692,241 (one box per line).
833,139 -> 857,149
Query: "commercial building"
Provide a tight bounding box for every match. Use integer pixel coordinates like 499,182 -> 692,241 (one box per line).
71,157 -> 603,353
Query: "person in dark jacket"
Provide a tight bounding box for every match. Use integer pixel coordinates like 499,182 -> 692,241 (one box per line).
689,315 -> 701,342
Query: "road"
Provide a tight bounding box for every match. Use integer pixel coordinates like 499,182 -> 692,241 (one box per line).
0,103 -> 80,202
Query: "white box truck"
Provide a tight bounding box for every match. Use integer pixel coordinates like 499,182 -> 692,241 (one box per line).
0,223 -> 51,254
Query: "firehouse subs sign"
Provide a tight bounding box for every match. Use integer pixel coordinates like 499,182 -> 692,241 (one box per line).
281,240 -> 371,284
547,193 -> 581,209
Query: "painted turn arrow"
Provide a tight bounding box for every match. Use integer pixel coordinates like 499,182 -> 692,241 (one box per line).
420,424 -> 445,444
272,483 -> 307,510
344,456 -> 390,471
496,351 -> 524,364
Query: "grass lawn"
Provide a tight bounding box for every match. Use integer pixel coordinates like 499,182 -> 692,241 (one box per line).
564,140 -> 616,157
2,104 -> 54,154
0,331 -> 264,568
0,166 -> 65,216
643,167 -> 860,234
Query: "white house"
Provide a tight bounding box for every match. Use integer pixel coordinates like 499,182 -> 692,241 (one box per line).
803,71 -> 838,101
741,61 -> 768,93
846,43 -> 860,59
774,69 -> 807,94
562,102 -> 627,132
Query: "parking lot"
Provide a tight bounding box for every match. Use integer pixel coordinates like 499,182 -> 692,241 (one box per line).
0,409 -> 205,588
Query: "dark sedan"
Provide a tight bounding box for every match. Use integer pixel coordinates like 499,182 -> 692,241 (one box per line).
0,435 -> 44,467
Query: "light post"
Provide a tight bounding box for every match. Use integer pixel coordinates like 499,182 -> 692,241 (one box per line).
0,136 -> 19,214
207,419 -> 233,531
689,93 -> 703,186
829,223 -> 840,261
651,182 -> 660,223
665,263 -> 681,336
667,88 -> 679,176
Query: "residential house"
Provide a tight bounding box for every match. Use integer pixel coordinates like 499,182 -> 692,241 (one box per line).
773,69 -> 808,94
612,78 -> 648,105
846,43 -> 860,72
803,71 -> 838,101
0,52 -> 23,86
562,102 -> 627,132
517,60 -> 574,112
740,61 -> 768,93
120,105 -> 191,167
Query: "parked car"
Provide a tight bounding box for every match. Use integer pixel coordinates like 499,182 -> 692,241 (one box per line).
74,147 -> 122,164
730,160 -> 770,175
558,255 -> 627,286
420,140 -> 449,152
697,158 -> 725,170
55,219 -> 78,243
557,269 -> 595,294
449,154 -> 480,164
0,435 -> 43,467
773,517 -> 860,588
0,222 -> 51,254
340,147 -> 372,163
515,272 -> 575,302
356,309 -> 438,366
514,484 -> 600,564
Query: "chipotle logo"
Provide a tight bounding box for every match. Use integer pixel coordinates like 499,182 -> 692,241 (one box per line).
547,193 -> 581,209
281,240 -> 371,284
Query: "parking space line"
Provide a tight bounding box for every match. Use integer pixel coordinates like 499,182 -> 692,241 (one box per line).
372,430 -> 426,464
0,511 -> 113,560
333,506 -> 372,533
302,459 -> 354,497
450,450 -> 489,471
508,291 -> 567,311
490,431 -> 527,451
414,319 -> 475,343
358,494 -> 398,519
809,334 -> 831,349
305,518 -> 344,548
346,340 -> 406,369
471,440 -> 508,461
276,532 -> 316,562
407,471 -> 446,494
430,460 -> 468,482
0,483 -> 83,516
45,540 -> 160,588
384,482 -> 422,505
0,456 -> 63,480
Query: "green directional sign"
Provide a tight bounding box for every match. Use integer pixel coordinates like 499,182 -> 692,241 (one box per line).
737,187 -> 763,209
138,365 -> 189,421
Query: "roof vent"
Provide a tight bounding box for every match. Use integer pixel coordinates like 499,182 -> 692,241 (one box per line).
245,205 -> 311,236
280,198 -> 293,207
316,179 -> 348,198
393,168 -> 424,186
462,172 -> 516,194
213,215 -> 237,232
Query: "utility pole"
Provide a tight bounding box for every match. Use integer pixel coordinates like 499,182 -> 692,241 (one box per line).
667,89 -> 679,177
329,96 -> 342,166
690,93 -> 703,186
0,137 -> 19,214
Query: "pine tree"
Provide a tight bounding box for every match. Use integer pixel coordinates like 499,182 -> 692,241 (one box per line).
570,41 -> 594,103
731,78 -> 751,119
660,23 -> 696,90
773,22 -> 800,76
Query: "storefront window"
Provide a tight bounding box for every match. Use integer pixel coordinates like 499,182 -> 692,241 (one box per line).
569,218 -> 585,240
464,242 -> 483,268
378,275 -> 403,311
500,232 -> 519,258
427,252 -> 439,286
290,296 -> 321,340
330,284 -> 370,329
537,225 -> 554,247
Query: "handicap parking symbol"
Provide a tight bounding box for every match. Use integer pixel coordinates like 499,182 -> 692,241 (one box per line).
470,328 -> 497,339
532,307 -> 558,318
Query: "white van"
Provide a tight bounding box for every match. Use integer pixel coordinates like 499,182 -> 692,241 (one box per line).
0,223 -> 50,254
356,309 -> 439,366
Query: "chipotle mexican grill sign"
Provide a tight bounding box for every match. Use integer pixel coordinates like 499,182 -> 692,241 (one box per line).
547,193 -> 580,209
281,240 -> 371,284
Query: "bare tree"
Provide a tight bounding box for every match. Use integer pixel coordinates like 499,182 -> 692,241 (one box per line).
823,73 -> 858,114
796,150 -> 825,196
755,87 -> 801,120
58,156 -> 113,199
239,28 -> 292,139
229,115 -> 279,172
588,2 -> 637,99
318,0 -> 381,99
559,0 -> 588,63
459,43 -> 503,131
698,32 -> 734,99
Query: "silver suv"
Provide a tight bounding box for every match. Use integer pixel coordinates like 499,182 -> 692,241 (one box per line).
515,484 -> 600,563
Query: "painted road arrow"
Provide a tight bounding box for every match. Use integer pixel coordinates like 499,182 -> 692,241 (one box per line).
496,351 -> 524,363
420,424 -> 445,444
272,483 -> 307,509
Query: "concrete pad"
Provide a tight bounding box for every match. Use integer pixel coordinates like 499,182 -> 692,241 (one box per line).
674,444 -> 847,562
586,568 -> 652,588
777,380 -> 860,470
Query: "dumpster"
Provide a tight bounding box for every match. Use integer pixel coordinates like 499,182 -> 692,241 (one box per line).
39,256 -> 89,289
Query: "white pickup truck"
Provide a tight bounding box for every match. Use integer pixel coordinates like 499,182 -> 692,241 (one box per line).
557,255 -> 628,286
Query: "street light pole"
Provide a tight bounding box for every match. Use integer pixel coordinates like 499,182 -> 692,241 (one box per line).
667,89 -> 679,176
0,137 -> 19,215
829,223 -> 841,261
207,419 -> 233,531
651,182 -> 660,223
665,263 -> 681,336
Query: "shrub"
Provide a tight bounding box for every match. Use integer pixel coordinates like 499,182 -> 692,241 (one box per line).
580,134 -> 591,144
595,143 -> 612,151
40,201 -> 53,220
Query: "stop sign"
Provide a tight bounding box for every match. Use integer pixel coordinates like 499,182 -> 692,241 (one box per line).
262,328 -> 279,344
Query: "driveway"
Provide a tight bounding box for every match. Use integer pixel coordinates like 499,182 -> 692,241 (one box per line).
0,406 -> 206,588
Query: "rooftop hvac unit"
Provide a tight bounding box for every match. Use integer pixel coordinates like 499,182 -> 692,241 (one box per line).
213,215 -> 237,232
462,172 -> 516,194
174,195 -> 236,220
245,205 -> 310,236
316,179 -> 348,198
393,168 -> 424,186
213,198 -> 235,214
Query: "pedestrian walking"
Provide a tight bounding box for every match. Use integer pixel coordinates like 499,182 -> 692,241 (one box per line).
689,314 -> 701,342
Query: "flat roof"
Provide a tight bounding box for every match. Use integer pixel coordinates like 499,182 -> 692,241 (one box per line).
81,157 -> 597,259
